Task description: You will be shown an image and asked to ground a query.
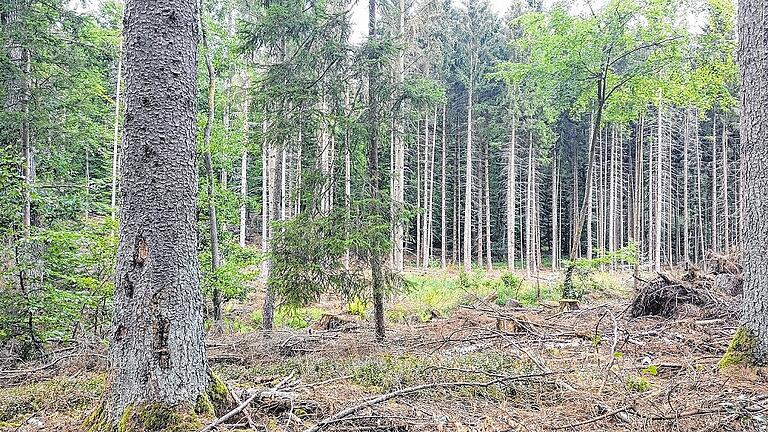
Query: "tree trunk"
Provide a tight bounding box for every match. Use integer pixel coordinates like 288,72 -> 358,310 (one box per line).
525,131 -> 533,278
239,74 -> 250,248
463,80 -> 473,273
101,0 -> 209,424
200,12 -> 221,323
368,0 -> 385,340
711,110 -> 718,253
695,110 -> 705,263
722,122 -> 730,250
735,0 -> 768,364
21,47 -> 31,234
683,109 -> 690,265
440,103 -> 447,269
110,40 -> 123,222
392,0 -> 405,272
654,102 -> 663,273
506,113 -> 516,271
551,148 -> 559,269
484,139 -> 492,271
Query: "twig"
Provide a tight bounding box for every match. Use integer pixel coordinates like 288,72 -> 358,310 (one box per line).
303,371 -> 561,432
552,404 -> 632,430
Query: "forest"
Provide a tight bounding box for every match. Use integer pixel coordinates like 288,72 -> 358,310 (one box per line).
1,0 -> 767,430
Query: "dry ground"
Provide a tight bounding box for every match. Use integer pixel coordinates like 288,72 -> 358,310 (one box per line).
1,269 -> 767,432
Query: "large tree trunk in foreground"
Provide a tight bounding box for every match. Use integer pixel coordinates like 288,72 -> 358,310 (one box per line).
733,0 -> 768,365
92,0 -> 213,426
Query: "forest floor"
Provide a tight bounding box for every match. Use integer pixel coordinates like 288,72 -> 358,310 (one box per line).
1,267 -> 767,432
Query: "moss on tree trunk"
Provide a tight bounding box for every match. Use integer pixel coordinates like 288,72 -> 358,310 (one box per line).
719,326 -> 758,369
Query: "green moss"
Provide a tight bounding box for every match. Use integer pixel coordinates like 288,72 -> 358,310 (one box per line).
85,402 -> 203,432
205,371 -> 230,414
719,326 -> 757,369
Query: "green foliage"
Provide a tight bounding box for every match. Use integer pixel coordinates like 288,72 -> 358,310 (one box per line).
200,243 -> 260,303
561,243 -> 637,299
346,297 -> 368,318
496,272 -> 523,306
625,374 -> 651,392
0,219 -> 116,357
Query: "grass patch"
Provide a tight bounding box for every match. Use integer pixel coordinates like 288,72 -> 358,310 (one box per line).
0,373 -> 104,424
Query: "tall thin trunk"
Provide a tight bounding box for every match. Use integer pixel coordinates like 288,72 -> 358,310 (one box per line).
722,122 -> 730,249
440,103 -> 447,269
110,40 -> 123,222
683,109 -> 690,264
239,74 -> 250,248
260,115 -> 268,276
695,110 -> 705,263
654,102 -> 663,273
463,79 -> 474,273
633,116 -> 643,287
506,113 -> 517,271
551,149 -> 559,269
484,139 -> 492,271
392,0 -> 405,272
586,117 -> 594,260
526,131 -> 533,278
21,47 -> 31,234
711,110 -> 718,253
200,13 -> 221,322
368,0 -> 385,340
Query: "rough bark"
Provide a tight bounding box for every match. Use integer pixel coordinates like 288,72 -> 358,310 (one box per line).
736,0 -> 768,364
103,0 -> 209,424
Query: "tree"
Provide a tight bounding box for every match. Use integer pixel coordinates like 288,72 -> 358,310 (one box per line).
727,0 -> 768,365
86,0 -> 222,426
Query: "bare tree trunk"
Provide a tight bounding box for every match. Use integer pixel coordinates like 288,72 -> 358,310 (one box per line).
101,0 -> 209,424
200,12 -> 222,323
525,131 -> 533,278
260,115 -> 268,276
722,122 -> 730,250
633,117 -> 644,287
440,103 -> 447,269
21,48 -> 31,234
683,109 -> 691,265
507,113 -> 517,271
484,139 -> 492,271
711,110 -> 718,253
551,149 -> 559,269
463,80 -> 473,273
695,110 -> 705,263
110,39 -> 123,222
654,102 -> 663,273
239,74 -> 250,248
586,117 -> 594,260
736,0 -> 768,363
392,0 -> 405,272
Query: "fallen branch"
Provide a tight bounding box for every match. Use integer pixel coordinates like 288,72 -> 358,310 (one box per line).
199,372 -> 295,432
552,404 -> 632,430
303,370 -> 562,432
